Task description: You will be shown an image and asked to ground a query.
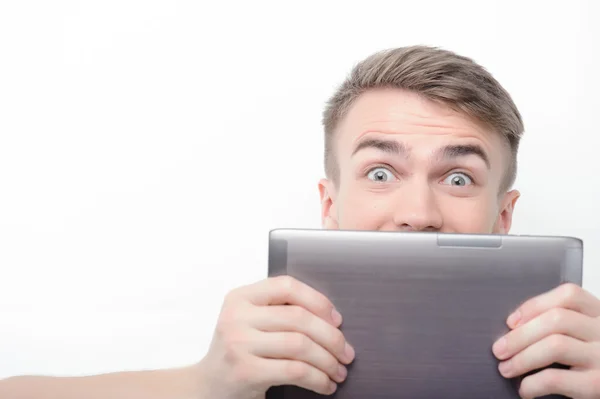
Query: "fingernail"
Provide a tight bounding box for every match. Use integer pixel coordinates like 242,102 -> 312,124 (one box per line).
507,310 -> 521,328
498,360 -> 512,377
344,342 -> 355,363
331,308 -> 342,325
493,337 -> 507,357
337,364 -> 347,381
328,381 -> 337,394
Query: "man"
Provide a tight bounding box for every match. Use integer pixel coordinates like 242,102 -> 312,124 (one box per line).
3,45 -> 600,399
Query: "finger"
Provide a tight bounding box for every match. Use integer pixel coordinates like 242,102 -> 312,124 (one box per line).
250,305 -> 355,364
519,368 -> 600,399
498,334 -> 593,378
254,357 -> 337,396
493,308 -> 600,360
249,330 -> 348,384
232,276 -> 342,327
507,283 -> 600,329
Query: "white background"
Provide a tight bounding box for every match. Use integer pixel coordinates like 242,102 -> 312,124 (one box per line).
0,0 -> 598,379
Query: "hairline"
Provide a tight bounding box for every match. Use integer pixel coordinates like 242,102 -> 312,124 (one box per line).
326,88 -> 517,193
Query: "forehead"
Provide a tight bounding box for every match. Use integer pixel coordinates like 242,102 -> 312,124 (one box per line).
334,88 -> 509,165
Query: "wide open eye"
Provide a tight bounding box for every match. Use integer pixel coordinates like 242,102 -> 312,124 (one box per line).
367,167 -> 394,182
442,172 -> 473,187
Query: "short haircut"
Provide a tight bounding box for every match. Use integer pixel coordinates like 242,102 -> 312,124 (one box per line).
322,45 -> 524,191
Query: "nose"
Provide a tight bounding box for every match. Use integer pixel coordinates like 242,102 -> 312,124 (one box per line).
392,181 -> 443,232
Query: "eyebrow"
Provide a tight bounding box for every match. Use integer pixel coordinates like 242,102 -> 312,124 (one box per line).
351,138 -> 490,169
351,138 -> 408,156
438,144 -> 490,169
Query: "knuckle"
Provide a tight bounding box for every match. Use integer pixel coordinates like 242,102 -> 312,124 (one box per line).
289,305 -> 309,325
546,334 -> 567,356
224,286 -> 242,303
317,300 -> 334,319
220,330 -> 250,363
219,305 -> 239,325
326,357 -> 340,377
215,306 -> 246,337
287,333 -> 311,355
519,298 -> 536,316
331,329 -> 346,352
547,307 -> 567,327
214,316 -> 232,338
510,355 -> 524,374
275,275 -> 296,292
559,283 -> 581,303
313,292 -> 333,314
284,360 -> 310,382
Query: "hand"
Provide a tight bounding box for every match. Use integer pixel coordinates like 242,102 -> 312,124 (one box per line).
196,275 -> 355,399
492,283 -> 600,399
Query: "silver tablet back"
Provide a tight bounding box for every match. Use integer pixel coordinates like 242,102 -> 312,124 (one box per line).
267,229 -> 583,399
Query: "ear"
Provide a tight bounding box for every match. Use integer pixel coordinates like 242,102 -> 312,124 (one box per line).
493,189 -> 520,234
318,178 -> 339,230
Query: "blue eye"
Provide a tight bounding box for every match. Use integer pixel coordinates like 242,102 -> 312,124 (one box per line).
367,167 -> 394,182
443,172 -> 473,186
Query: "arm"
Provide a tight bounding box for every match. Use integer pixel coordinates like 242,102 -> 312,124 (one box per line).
0,363 -> 207,399
0,276 -> 353,399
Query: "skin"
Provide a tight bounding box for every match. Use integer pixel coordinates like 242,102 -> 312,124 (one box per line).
318,88 -> 519,234
2,88 -> 600,399
316,88 -> 600,399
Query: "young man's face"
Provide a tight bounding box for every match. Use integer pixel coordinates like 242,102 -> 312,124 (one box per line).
319,89 -> 520,234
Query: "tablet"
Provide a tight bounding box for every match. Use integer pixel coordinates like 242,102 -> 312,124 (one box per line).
266,228 -> 583,399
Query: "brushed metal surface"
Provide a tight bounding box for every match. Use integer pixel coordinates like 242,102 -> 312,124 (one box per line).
267,229 -> 583,399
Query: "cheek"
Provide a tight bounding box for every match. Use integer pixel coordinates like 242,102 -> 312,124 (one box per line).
336,186 -> 391,230
439,197 -> 499,233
